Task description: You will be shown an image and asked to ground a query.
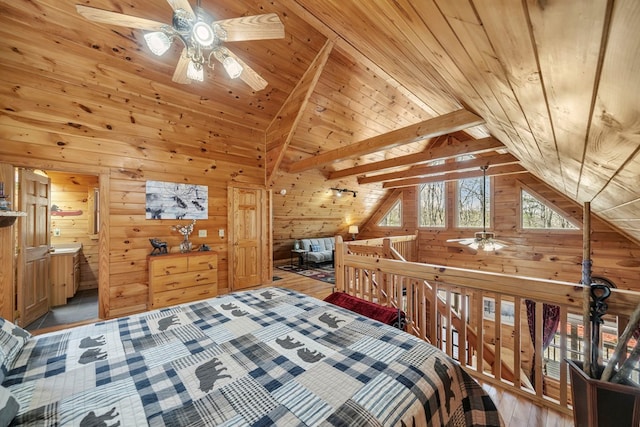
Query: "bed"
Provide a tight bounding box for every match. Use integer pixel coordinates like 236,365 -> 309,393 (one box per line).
0,287 -> 502,426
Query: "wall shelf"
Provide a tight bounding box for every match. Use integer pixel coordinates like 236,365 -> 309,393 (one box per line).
0,211 -> 27,228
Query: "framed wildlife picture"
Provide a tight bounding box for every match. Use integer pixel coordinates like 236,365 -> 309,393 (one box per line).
145,180 -> 208,220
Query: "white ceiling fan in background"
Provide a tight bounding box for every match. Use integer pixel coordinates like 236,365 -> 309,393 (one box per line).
447,165 -> 509,252
76,0 -> 285,90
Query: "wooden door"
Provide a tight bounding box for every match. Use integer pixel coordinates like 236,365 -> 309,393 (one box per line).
16,170 -> 51,326
229,186 -> 266,290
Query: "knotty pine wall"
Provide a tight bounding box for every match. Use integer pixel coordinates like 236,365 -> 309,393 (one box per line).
0,163 -> 15,320
0,92 -> 264,320
359,173 -> 640,292
271,168 -> 386,262
49,171 -> 99,291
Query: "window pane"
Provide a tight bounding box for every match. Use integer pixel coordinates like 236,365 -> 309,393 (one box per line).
418,182 -> 445,227
378,199 -> 402,227
521,190 -> 578,229
457,176 -> 489,228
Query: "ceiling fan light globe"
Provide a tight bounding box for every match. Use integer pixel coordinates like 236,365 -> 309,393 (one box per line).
186,60 -> 204,81
192,21 -> 215,47
223,56 -> 243,79
144,32 -> 171,56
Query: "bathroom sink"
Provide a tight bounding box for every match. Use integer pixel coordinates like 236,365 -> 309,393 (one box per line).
50,244 -> 82,254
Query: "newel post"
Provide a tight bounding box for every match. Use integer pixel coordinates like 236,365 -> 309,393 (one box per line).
382,238 -> 392,259
335,235 -> 345,292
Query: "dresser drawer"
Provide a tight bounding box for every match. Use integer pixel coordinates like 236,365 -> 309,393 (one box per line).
152,270 -> 217,293
151,283 -> 217,309
150,257 -> 188,277
148,252 -> 218,309
188,254 -> 217,271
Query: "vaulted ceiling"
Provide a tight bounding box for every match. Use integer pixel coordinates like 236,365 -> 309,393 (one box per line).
2,0 -> 639,241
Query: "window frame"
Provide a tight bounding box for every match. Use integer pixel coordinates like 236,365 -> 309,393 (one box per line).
377,198 -> 403,228
417,180 -> 447,229
518,184 -> 581,232
455,174 -> 491,229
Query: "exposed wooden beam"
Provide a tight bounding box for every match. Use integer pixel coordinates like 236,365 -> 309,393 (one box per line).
288,109 -> 484,173
266,39 -> 335,185
330,136 -> 504,180
382,164 -> 527,188
359,153 -> 519,184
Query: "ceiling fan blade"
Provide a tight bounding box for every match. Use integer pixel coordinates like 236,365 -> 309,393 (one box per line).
219,48 -> 268,91
213,13 -> 284,41
166,0 -> 195,19
446,238 -> 475,244
172,48 -> 192,84
76,5 -> 167,31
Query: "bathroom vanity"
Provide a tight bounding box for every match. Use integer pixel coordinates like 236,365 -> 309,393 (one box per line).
50,244 -> 82,306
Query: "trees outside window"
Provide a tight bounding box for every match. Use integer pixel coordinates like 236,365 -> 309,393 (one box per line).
521,190 -> 578,229
457,176 -> 489,228
378,199 -> 402,227
418,182 -> 445,227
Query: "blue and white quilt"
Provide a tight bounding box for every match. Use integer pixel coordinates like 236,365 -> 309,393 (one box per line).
3,288 -> 502,426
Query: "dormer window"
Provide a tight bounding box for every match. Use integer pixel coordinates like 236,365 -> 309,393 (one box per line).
521,189 -> 578,230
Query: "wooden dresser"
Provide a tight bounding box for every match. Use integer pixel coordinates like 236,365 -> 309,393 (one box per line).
148,251 -> 218,309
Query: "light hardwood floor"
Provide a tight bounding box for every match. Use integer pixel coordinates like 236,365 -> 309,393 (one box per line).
266,268 -> 575,427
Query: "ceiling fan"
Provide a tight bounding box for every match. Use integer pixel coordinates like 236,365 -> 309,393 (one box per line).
447,165 -> 509,252
76,0 -> 285,90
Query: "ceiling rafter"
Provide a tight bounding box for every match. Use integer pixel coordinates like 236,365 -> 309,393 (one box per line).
382,164 -> 527,189
329,136 -> 504,180
288,109 -> 484,173
266,38 -> 335,185
358,152 -> 519,184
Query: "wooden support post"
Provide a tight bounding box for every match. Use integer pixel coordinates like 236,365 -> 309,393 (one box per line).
335,235 -> 344,292
582,202 -> 592,378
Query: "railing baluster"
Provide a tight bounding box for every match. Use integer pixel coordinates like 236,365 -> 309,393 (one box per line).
419,280 -> 427,342
534,301 -> 544,397
559,305 -> 568,406
460,289 -> 468,366
514,296 -> 522,388
445,287 -> 453,357
476,291 -> 485,375
494,295 -> 502,380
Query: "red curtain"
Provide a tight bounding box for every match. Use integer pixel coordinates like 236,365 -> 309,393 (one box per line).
525,300 -> 560,350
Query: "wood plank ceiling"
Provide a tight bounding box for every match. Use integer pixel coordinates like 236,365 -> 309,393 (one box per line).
1,0 -> 639,241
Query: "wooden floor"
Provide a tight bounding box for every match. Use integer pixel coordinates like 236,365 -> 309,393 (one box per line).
266,269 -> 575,427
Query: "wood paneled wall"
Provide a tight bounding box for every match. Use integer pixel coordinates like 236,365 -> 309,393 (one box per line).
0,79 -> 264,319
0,163 -> 16,320
359,173 -> 640,291
271,168 -> 386,261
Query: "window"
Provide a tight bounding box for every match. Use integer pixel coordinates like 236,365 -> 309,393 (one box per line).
378,199 -> 402,227
418,181 -> 445,227
457,176 -> 489,228
521,189 -> 578,229
482,297 -> 515,326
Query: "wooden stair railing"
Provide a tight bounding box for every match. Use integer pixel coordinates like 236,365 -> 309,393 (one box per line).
334,234 -> 640,416
342,234 -> 519,384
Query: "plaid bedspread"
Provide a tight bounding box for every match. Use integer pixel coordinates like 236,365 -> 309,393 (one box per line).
4,288 -> 502,426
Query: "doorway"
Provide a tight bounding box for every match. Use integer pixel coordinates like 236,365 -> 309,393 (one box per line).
18,169 -> 102,331
227,185 -> 271,290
